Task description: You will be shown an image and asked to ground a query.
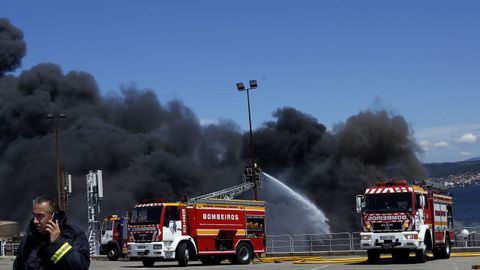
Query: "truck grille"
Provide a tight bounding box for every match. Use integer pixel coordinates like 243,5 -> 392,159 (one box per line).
133,233 -> 153,242
372,222 -> 402,231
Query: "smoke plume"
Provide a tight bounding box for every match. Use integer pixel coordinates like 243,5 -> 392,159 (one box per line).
0,18 -> 26,76
252,108 -> 426,232
0,19 -> 425,233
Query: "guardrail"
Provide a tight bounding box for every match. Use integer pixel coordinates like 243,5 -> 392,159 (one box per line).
0,238 -> 21,256
267,226 -> 480,254
291,233 -> 352,252
454,226 -> 480,248
2,227 -> 480,256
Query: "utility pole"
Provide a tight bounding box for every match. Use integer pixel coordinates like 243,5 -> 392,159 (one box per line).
46,112 -> 66,210
236,80 -> 259,200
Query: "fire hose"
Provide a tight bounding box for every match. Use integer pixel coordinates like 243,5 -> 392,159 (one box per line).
253,252 -> 480,264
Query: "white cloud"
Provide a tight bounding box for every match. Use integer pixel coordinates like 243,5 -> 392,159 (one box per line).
199,119 -> 219,126
457,133 -> 478,144
414,123 -> 480,162
419,140 -> 431,151
419,140 -> 431,147
433,141 -> 449,148
415,123 -> 480,140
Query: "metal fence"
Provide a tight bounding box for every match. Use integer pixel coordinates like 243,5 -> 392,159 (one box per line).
291,233 -> 352,252
266,226 -> 480,254
454,226 -> 480,248
0,238 -> 21,256
2,227 -> 480,256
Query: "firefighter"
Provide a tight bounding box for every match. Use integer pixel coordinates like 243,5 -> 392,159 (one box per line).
13,195 -> 90,270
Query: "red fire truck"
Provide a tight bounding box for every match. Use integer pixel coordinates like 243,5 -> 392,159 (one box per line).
127,165 -> 266,267
127,198 -> 265,267
356,180 -> 454,263
100,215 -> 129,261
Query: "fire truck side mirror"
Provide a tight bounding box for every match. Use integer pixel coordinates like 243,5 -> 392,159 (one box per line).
419,195 -> 425,208
356,195 -> 364,213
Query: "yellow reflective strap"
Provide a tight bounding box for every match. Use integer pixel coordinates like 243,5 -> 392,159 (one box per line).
50,242 -> 73,264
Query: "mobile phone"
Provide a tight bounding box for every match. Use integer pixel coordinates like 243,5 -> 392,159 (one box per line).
51,213 -> 59,222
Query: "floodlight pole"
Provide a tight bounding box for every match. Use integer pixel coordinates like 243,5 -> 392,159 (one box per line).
245,88 -> 258,200
236,80 -> 259,200
47,113 -> 66,210
55,120 -> 61,209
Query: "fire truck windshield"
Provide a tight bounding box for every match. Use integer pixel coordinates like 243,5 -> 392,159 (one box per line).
130,206 -> 163,225
364,193 -> 412,213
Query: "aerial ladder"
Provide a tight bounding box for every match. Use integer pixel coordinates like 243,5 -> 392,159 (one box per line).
186,164 -> 263,204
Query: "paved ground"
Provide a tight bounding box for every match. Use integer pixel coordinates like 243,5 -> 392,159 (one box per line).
1,255 -> 480,270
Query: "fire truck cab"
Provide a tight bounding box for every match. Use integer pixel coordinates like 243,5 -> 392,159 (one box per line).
356,180 -> 454,263
127,198 -> 266,267
100,215 -> 129,261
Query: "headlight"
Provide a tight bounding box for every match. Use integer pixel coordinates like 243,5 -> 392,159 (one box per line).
153,244 -> 163,249
361,235 -> 371,241
405,234 -> 418,240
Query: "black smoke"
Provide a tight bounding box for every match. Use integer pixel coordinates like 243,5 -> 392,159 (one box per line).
0,18 -> 244,226
0,18 -> 26,76
0,19 -> 426,233
251,108 -> 426,232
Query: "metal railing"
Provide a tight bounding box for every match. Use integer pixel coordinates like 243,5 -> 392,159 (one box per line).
0,238 -> 21,256
351,232 -> 362,250
291,233 -> 352,252
454,226 -> 480,248
266,234 -> 293,253
266,226 -> 480,254
3,227 -> 480,256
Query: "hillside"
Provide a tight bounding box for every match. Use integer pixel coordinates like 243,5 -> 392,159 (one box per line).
424,160 -> 480,178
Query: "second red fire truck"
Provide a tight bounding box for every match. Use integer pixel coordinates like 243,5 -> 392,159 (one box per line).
127,165 -> 266,267
356,180 -> 454,263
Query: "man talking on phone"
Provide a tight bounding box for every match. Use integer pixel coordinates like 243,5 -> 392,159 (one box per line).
13,195 -> 90,270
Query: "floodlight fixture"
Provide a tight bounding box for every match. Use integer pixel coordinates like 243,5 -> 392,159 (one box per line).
236,82 -> 245,91
249,80 -> 257,89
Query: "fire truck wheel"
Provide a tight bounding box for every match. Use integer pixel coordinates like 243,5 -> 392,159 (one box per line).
415,247 -> 427,263
392,250 -> 409,263
200,256 -> 223,265
107,245 -> 119,261
367,250 -> 380,264
440,235 -> 451,259
142,260 -> 154,267
230,242 -> 252,264
177,242 -> 190,267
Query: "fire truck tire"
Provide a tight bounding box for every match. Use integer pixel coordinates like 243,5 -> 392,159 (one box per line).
142,260 -> 154,267
444,237 -> 451,258
367,250 -> 380,264
436,235 -> 451,259
107,245 -> 119,261
176,242 -> 190,267
230,242 -> 252,264
415,247 -> 427,263
392,250 -> 409,263
200,256 -> 223,265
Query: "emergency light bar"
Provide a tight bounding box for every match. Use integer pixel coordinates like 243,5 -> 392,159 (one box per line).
375,180 -> 408,187
141,199 -> 165,204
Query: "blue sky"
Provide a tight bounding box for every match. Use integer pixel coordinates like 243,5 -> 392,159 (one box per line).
4,1 -> 480,163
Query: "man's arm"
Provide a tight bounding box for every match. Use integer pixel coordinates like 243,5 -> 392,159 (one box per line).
45,229 -> 91,270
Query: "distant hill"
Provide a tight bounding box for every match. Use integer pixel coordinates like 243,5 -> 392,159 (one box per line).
464,156 -> 480,162
424,160 -> 480,178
